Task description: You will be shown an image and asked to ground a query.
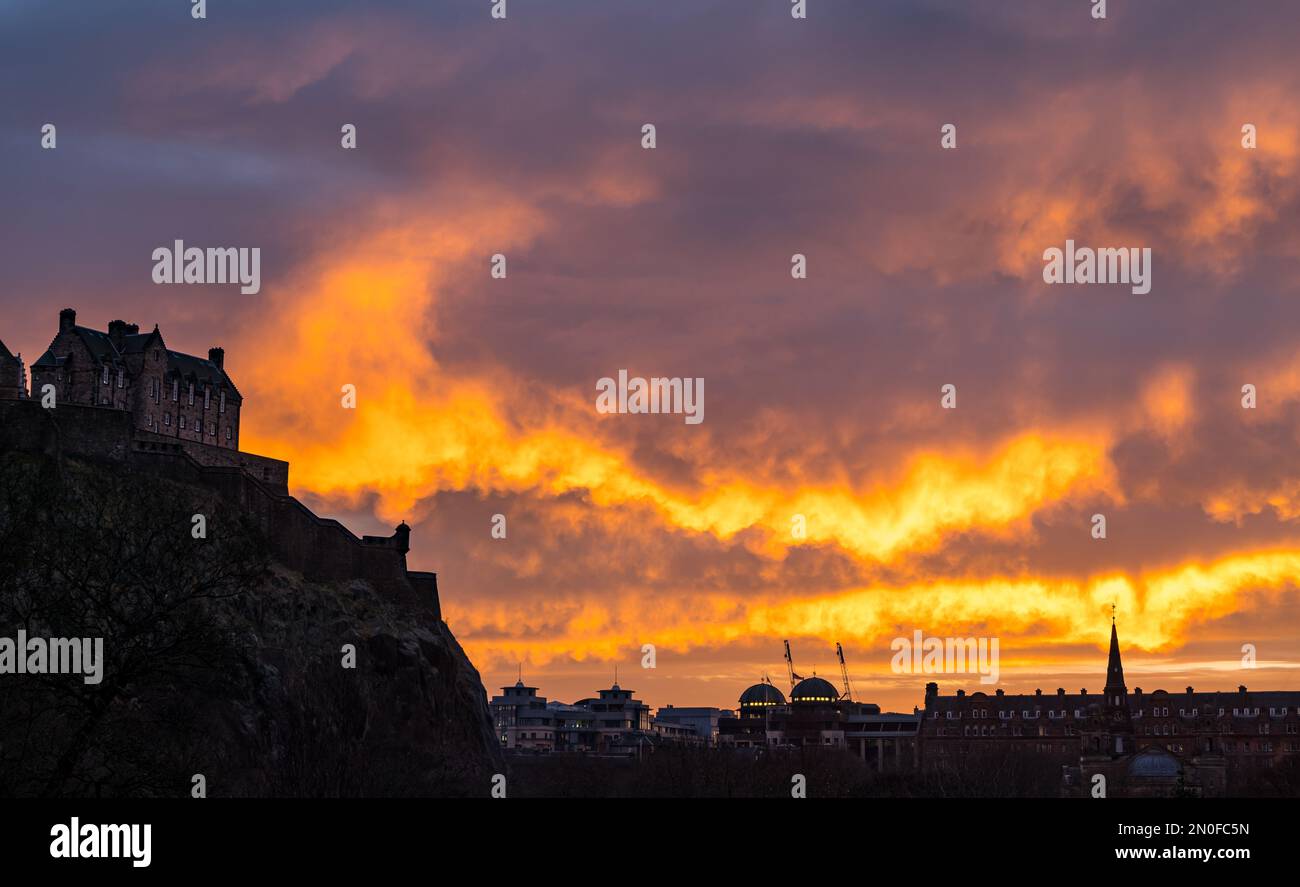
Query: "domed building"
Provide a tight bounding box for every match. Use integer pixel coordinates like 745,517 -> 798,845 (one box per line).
1075,743 -> 1222,798
1127,748 -> 1181,780
739,680 -> 787,712
784,674 -> 849,748
719,653 -> 920,767
791,676 -> 840,704
723,679 -> 788,748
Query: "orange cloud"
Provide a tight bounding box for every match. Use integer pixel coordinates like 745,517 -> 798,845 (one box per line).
455,549 -> 1300,676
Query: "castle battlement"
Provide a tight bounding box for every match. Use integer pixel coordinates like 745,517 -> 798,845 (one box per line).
0,386 -> 440,620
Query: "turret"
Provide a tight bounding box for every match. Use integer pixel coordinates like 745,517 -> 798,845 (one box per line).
393,521 -> 411,555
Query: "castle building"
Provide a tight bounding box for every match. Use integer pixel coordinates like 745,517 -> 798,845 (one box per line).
1,310 -> 442,620
0,338 -> 26,400
920,620 -> 1300,796
29,308 -> 241,450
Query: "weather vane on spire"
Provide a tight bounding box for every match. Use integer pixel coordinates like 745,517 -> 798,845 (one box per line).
1111,603 -> 1116,624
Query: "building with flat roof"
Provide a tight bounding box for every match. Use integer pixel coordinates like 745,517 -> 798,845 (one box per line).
653,706 -> 734,743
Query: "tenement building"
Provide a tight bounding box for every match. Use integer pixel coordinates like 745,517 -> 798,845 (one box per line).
921,620 -> 1300,796
29,308 -> 241,449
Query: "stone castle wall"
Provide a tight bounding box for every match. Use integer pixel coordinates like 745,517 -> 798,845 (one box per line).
0,399 -> 439,619
136,428 -> 289,491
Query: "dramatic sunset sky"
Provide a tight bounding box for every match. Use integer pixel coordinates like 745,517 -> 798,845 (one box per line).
5,0 -> 1300,711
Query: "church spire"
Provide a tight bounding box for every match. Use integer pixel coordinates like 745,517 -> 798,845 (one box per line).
1104,611 -> 1126,701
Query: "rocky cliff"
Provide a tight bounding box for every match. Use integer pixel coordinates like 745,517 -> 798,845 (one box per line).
0,450 -> 502,797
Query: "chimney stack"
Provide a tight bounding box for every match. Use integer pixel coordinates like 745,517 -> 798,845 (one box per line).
208,347 -> 225,369
59,308 -> 76,333
108,319 -> 129,345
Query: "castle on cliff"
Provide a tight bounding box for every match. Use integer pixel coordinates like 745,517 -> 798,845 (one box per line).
26,308 -> 242,448
0,308 -> 440,618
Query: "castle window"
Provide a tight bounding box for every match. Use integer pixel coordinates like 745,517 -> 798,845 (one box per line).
225,425 -> 232,441
180,417 -> 186,430
172,379 -> 179,402
204,386 -> 210,410
164,413 -> 171,427
148,413 -> 153,427
102,366 -> 109,385
188,383 -> 194,405
219,391 -> 226,414
117,370 -> 124,389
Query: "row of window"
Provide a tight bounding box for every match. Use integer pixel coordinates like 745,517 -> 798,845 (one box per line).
1220,742 -> 1300,753
939,737 -> 1300,753
941,705 -> 1288,721
951,721 -> 1295,739
144,377 -> 227,413
147,413 -> 233,441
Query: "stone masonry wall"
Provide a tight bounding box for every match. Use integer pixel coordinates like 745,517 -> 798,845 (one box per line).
0,399 -> 439,619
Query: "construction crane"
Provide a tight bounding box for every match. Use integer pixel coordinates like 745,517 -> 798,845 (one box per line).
783,639 -> 803,692
836,642 -> 854,702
